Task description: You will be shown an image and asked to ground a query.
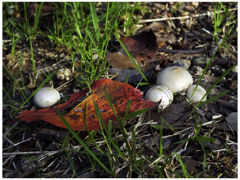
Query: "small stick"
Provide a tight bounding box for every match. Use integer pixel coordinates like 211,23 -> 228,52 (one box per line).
138,8 -> 237,23
158,47 -> 206,54
16,161 -> 46,178
3,150 -> 62,156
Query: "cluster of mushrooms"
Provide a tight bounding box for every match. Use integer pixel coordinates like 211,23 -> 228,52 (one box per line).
33,66 -> 207,110
145,66 -> 207,110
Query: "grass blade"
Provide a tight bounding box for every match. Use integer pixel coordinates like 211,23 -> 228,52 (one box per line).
90,2 -> 100,42
54,106 -> 112,175
65,151 -> 78,177
115,35 -> 149,84
192,64 -> 237,113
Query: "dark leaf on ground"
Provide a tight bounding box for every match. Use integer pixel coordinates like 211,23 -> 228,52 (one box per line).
148,102 -> 189,130
120,29 -> 158,61
108,63 -> 156,83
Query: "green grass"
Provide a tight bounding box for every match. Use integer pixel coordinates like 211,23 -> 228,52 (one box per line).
188,2 -> 237,112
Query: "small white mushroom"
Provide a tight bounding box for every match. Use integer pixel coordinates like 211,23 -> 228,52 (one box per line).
56,68 -> 72,80
33,87 -> 61,108
156,66 -> 193,93
64,68 -> 72,80
56,68 -> 65,80
186,85 -> 207,102
145,86 -> 173,110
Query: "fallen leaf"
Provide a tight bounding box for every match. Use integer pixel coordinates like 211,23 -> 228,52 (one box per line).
120,29 -> 158,61
108,63 -> 157,83
139,22 -> 166,33
106,29 -> 158,69
105,51 -> 138,69
164,33 -> 176,44
147,102 -> 190,130
17,79 -> 156,131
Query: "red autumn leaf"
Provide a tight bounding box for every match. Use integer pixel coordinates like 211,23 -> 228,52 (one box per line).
17,79 -> 156,131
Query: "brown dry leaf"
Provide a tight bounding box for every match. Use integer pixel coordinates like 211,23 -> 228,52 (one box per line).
120,29 -> 159,61
106,29 -> 158,69
164,33 -> 176,44
139,22 -> 166,33
168,53 -> 203,62
105,51 -> 138,69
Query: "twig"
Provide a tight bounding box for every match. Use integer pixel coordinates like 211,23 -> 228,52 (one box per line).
148,155 -> 164,168
16,161 -> 46,178
135,77 -> 143,89
3,39 -> 12,43
138,8 -> 238,23
158,46 -> 206,54
3,150 -> 62,156
4,121 -> 19,138
3,138 -> 32,151
56,77 -> 74,92
202,28 -> 213,36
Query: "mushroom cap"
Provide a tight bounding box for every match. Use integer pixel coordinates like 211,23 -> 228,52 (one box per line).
34,87 -> 60,108
145,85 -> 173,110
156,66 -> 193,93
186,85 -> 207,102
56,68 -> 65,80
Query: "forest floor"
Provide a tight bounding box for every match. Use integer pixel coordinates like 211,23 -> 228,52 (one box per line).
3,2 -> 237,178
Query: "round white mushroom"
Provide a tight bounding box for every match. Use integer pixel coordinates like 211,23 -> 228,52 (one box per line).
156,66 -> 193,94
145,86 -> 173,110
186,85 -> 207,102
56,68 -> 65,80
34,87 -> 61,108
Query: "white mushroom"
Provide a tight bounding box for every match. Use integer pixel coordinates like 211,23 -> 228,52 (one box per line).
186,85 -> 207,102
156,66 -> 193,93
56,68 -> 65,80
57,68 -> 72,80
145,86 -> 173,110
64,68 -> 72,80
34,87 -> 61,108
